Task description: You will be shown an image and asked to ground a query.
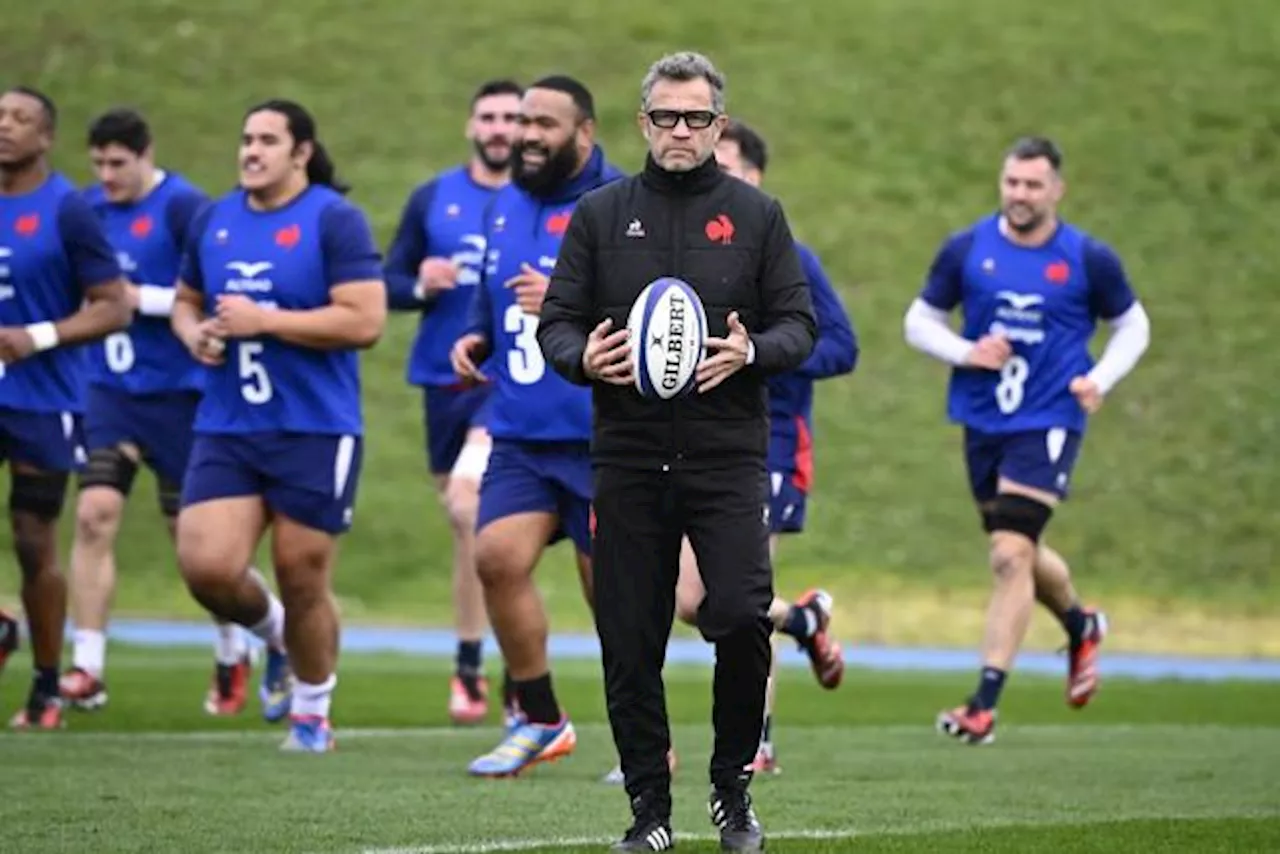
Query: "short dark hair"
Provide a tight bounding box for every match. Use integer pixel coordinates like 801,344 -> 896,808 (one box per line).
87,107 -> 152,154
720,119 -> 768,174
471,79 -> 523,108
1006,135 -> 1063,172
529,74 -> 595,121
6,85 -> 57,132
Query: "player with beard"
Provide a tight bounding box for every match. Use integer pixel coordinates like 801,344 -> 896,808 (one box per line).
384,79 -> 522,726
903,136 -> 1150,743
448,75 -> 623,777
0,86 -> 132,728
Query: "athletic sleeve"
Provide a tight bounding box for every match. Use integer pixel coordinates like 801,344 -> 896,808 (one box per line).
178,204 -> 216,292
383,181 -> 435,310
536,194 -> 597,386
165,188 -> 210,254
793,245 -> 858,380
57,193 -> 122,292
749,198 -> 816,374
918,230 -> 973,311
462,203 -> 499,342
1083,238 -> 1138,321
320,201 -> 383,287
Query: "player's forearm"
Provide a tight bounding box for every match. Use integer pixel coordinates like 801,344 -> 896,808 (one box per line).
1087,302 -> 1151,395
263,304 -> 384,350
903,298 -> 973,366
384,271 -> 435,311
49,283 -> 131,347
171,297 -> 205,344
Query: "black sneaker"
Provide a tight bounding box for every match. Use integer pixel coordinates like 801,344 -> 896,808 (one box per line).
613,792 -> 674,851
709,787 -> 765,852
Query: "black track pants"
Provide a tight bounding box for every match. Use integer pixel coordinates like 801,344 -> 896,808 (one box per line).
592,461 -> 774,804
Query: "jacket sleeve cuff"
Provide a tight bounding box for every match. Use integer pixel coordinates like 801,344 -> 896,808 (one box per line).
745,337 -> 756,366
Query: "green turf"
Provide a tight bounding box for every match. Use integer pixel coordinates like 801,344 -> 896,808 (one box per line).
1,649 -> 1277,852
2,0 -> 1277,646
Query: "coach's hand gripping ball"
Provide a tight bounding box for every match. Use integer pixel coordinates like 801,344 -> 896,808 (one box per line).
627,277 -> 708,399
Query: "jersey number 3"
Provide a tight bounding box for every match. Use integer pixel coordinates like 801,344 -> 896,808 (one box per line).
239,341 -> 274,404
503,304 -> 545,385
996,355 -> 1029,414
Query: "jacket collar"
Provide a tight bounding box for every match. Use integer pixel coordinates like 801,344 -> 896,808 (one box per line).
640,151 -> 723,196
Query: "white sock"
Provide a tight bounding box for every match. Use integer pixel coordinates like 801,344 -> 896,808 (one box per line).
292,674 -> 336,719
73,629 -> 107,678
214,622 -> 249,665
245,567 -> 286,651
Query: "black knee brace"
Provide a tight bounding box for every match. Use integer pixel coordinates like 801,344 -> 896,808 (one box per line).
157,478 -> 182,518
982,493 -> 1053,543
78,447 -> 140,497
10,471 -> 70,521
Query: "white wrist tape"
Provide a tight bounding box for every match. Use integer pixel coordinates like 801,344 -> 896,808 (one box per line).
138,285 -> 178,317
25,322 -> 59,352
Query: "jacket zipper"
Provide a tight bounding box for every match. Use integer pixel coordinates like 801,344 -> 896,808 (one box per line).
669,196 -> 685,466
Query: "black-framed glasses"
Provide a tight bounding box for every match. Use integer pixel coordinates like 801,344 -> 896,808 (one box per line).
646,109 -> 718,130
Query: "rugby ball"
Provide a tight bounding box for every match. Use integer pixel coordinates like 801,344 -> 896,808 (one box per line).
627,277 -> 707,400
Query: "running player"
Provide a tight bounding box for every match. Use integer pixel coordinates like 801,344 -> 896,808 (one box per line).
385,79 -> 522,725
903,136 -> 1151,743
600,119 -> 857,785
0,86 -> 132,728
171,99 -> 386,751
61,107 -> 258,717
449,75 -> 622,777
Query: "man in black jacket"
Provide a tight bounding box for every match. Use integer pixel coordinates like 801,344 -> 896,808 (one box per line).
537,51 -> 816,854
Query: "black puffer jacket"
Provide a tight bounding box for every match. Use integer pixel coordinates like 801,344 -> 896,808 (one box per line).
537,154 -> 816,469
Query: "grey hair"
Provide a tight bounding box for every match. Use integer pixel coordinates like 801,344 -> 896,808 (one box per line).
640,51 -> 726,114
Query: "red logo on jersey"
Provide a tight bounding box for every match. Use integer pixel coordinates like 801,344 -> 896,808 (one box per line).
705,214 -> 734,245
546,211 -> 571,235
131,215 -> 153,239
14,213 -> 39,237
1045,260 -> 1070,284
275,224 -> 301,249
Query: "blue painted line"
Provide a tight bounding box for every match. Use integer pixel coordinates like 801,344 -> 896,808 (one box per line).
103,619 -> 1280,682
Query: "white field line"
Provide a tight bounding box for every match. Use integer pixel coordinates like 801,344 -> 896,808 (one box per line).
360,828 -> 857,854
30,722 -> 1274,743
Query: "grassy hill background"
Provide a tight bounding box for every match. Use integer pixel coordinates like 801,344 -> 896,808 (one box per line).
4,0 -> 1277,655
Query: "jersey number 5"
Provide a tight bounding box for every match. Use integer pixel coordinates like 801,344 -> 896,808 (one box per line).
239,341 -> 274,404
503,304 -> 545,385
996,355 -> 1029,415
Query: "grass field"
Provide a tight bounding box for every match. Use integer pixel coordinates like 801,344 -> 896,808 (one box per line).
2,0 -> 1278,650
1,648 -> 1278,852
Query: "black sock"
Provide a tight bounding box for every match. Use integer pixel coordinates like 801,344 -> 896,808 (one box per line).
780,604 -> 813,642
455,640 -> 483,676
34,667 -> 59,699
1061,606 -> 1088,647
502,669 -> 517,709
514,673 -> 560,724
970,667 -> 1006,711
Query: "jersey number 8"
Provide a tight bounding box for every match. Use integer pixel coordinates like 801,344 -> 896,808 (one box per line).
995,355 -> 1029,415
239,341 -> 274,404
